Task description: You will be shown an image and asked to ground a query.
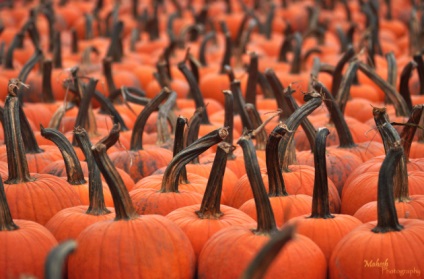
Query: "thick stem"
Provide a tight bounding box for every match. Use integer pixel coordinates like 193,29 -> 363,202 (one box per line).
156,91 -> 176,146
373,107 -> 409,200
41,59 -> 55,103
332,46 -> 355,97
398,60 -> 416,111
92,143 -> 138,221
223,90 -> 235,159
184,107 -> 204,164
130,88 -> 171,151
173,116 -> 189,184
160,128 -> 228,192
70,29 -> 79,54
4,30 -> 24,69
313,80 -> 356,148
399,105 -> 423,162
103,57 -> 117,95
231,80 -> 254,130
52,32 -> 62,69
196,142 -> 232,219
4,80 -> 33,184
0,179 -> 19,231
178,57 -> 210,124
45,240 -> 77,279
96,123 -> 121,150
310,128 -> 334,218
264,69 -> 290,121
290,32 -> 303,74
245,104 -> 267,150
198,31 -> 216,66
266,124 -> 290,197
105,21 -> 124,63
220,23 -> 232,74
18,48 -> 43,84
245,52 -> 259,106
372,145 -> 404,233
386,52 -> 397,89
238,134 -> 276,234
257,72 -> 274,99
358,62 -> 410,117
74,127 -> 111,216
241,224 -> 294,279
40,126 -> 86,185
336,60 -> 360,114
413,54 -> 424,95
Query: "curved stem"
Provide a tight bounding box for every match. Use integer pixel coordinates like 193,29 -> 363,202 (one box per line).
332,46 -> 355,97
290,32 -> 303,74
310,128 -> 334,218
97,123 -> 121,150
92,143 -> 138,221
74,127 -> 112,215
413,54 -> 424,95
231,80 -> 254,130
105,21 -> 124,62
245,52 -> 259,106
184,107 -> 204,164
196,142 -> 232,219
336,60 -> 360,114
173,116 -> 189,184
238,133 -> 276,234
18,48 -> 43,84
4,30 -> 24,69
223,90 -> 235,159
130,88 -> 171,151
41,126 -> 86,185
198,31 -> 216,66
257,72 -> 274,99
372,145 -> 404,233
4,80 -> 33,184
156,91 -> 176,146
264,69 -> 290,121
52,31 -> 63,69
398,60 -> 416,111
313,80 -> 356,148
161,128 -> 228,192
178,57 -> 210,124
358,62 -> 410,117
241,224 -> 294,279
400,105 -> 424,162
245,104 -> 267,150
220,24 -> 232,74
386,52 -> 397,88
45,240 -> 77,279
102,57 -> 117,96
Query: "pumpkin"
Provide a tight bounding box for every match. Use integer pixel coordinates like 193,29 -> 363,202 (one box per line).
68,137 -> 196,279
329,145 -> 424,279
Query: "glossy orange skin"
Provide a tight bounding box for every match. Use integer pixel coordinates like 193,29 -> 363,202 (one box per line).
166,204 -> 255,258
198,224 -> 327,279
68,215 -> 196,279
329,219 -> 424,279
0,220 -> 58,278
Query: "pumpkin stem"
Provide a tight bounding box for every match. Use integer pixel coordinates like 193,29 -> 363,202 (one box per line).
257,72 -> 274,99
41,59 -> 55,103
156,92 -> 177,148
70,29 -> 79,54
372,145 -> 404,233
130,87 -> 171,151
398,60 -> 416,112
105,21 -> 124,63
102,57 -> 117,97
17,48 -> 44,97
412,54 -> 424,96
178,53 -> 211,124
4,80 -> 34,184
266,124 -> 290,197
4,30 -> 24,70
173,116 -> 189,184
241,224 -> 295,279
289,33 -> 303,74
223,90 -> 236,160
160,127 -> 228,193
358,62 -> 410,117
400,105 -> 424,162
196,142 -> 232,219
146,3 -> 160,41
44,240 -> 77,279
40,126 -> 87,185
52,31 -> 63,69
74,127 -> 111,216
185,107 -> 204,164
0,178 -> 19,231
313,80 -> 356,148
310,128 -> 334,219
373,107 -> 409,201
245,104 -> 268,151
198,31 -> 216,67
332,46 -> 355,98
238,133 -> 277,234
40,2 -> 55,52
231,80 -> 254,130
72,78 -> 99,145
386,52 -> 397,89
245,52 -> 259,106
264,69 -> 290,121
92,144 -> 138,221
220,22 -> 232,74
188,53 -> 201,84
335,59 -> 360,114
